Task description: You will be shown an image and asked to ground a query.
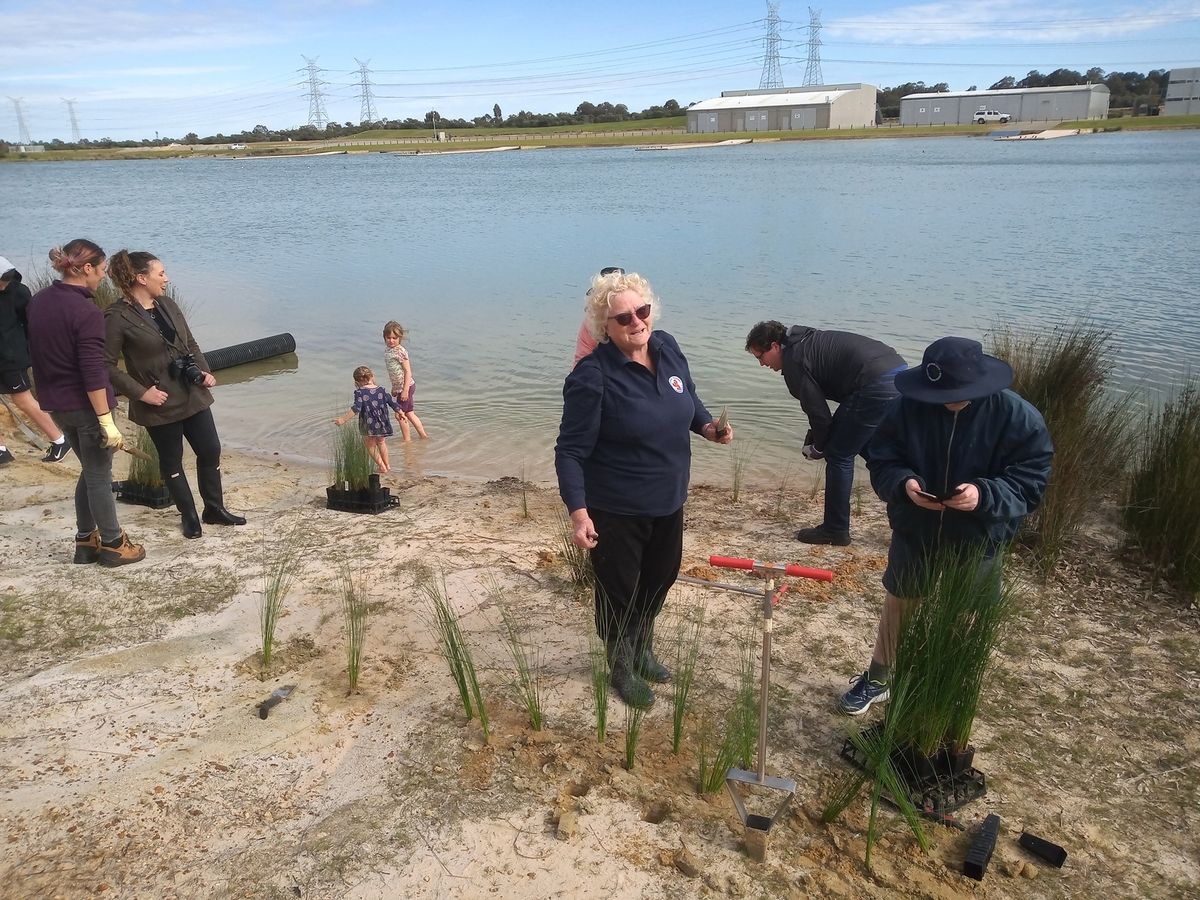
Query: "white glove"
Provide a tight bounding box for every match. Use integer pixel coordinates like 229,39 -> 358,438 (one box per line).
96,412 -> 124,450
802,443 -> 825,461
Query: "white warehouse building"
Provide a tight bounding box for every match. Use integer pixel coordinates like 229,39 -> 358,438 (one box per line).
1164,67 -> 1200,116
900,84 -> 1110,126
687,84 -> 878,133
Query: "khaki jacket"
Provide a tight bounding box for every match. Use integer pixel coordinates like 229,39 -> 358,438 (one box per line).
105,295 -> 214,428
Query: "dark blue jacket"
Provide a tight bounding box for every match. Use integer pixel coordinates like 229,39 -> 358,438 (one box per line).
867,389 -> 1053,553
556,331 -> 712,517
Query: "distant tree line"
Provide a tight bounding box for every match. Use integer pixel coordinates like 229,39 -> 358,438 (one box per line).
877,68 -> 1171,118
3,98 -> 685,150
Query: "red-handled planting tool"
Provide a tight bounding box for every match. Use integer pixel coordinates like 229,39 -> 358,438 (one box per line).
678,555 -> 834,861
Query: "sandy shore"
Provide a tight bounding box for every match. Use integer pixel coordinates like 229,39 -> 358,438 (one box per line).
1,414 -> 1197,899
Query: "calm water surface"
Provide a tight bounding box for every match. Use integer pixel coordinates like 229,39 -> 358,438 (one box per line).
3,132 -> 1198,486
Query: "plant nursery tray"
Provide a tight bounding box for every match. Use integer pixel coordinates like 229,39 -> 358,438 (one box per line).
839,730 -> 987,817
114,480 -> 173,509
326,486 -> 399,515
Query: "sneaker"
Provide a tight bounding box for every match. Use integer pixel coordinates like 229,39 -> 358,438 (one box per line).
0,448 -> 14,465
98,531 -> 146,568
838,670 -> 890,716
42,441 -> 72,463
73,530 -> 100,564
796,525 -> 851,546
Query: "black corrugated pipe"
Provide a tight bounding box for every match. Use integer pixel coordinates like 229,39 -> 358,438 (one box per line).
203,333 -> 296,372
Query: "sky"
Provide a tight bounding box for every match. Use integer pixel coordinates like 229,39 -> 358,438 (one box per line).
3,0 -> 1198,142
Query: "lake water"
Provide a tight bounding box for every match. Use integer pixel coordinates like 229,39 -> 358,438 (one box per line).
3,131 -> 1198,487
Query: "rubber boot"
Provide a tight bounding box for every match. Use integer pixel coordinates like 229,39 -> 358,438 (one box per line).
197,465 -> 246,526
165,472 -> 202,539
606,637 -> 655,709
634,622 -> 672,684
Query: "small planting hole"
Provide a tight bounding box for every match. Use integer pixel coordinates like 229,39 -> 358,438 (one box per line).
564,780 -> 592,798
642,802 -> 670,825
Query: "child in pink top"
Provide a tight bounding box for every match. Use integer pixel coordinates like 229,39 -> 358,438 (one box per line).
572,266 -> 624,366
382,321 -> 428,440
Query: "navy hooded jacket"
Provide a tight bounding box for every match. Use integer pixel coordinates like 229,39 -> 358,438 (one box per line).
867,389 -> 1053,555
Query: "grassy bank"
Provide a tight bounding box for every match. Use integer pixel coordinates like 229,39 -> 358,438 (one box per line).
5,114 -> 1197,163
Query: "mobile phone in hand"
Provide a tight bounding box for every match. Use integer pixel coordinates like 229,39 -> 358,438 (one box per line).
916,486 -> 965,502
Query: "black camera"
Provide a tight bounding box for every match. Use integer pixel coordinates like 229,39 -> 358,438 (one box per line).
168,353 -> 206,386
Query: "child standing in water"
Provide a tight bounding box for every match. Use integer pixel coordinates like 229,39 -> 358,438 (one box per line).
333,366 -> 402,474
383,321 -> 428,441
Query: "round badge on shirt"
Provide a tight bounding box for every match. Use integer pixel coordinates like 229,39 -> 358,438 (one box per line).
668,376 -> 684,394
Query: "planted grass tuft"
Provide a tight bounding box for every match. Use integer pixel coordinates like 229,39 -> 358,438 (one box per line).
341,569 -> 370,694
424,574 -> 489,741
990,321 -> 1129,576
1125,380 -> 1200,593
125,426 -> 163,488
587,628 -> 610,741
332,419 -> 375,490
696,630 -> 759,793
729,441 -> 756,503
670,601 -> 706,754
557,510 -> 594,589
260,527 -> 305,672
493,578 -> 546,731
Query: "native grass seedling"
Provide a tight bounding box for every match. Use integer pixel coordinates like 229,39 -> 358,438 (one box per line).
332,418 -> 375,491
341,568 -> 370,694
260,526 -> 305,672
772,466 -> 792,518
696,629 -> 759,794
424,574 -> 490,741
587,627 -> 610,741
670,601 -> 706,754
1125,380 -> 1200,593
519,461 -> 530,519
126,426 -> 163,488
557,510 -> 594,589
729,441 -> 756,503
991,321 -> 1130,576
492,578 -> 546,731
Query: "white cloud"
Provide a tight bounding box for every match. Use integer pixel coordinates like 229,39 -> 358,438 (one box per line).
5,66 -> 246,83
828,0 -> 1199,44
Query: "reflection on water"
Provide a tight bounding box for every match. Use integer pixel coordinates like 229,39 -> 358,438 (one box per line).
3,131 -> 1198,486
212,354 -> 299,386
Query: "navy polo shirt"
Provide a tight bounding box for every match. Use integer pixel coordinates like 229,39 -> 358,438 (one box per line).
555,330 -> 712,517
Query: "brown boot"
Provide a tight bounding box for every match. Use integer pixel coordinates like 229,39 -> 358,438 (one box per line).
73,530 -> 100,564
99,531 -> 146,568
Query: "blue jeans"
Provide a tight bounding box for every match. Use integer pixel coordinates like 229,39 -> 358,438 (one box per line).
821,368 -> 902,534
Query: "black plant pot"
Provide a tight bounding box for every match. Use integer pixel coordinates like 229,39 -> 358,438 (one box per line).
942,745 -> 976,777
326,481 -> 398,514
114,479 -> 173,509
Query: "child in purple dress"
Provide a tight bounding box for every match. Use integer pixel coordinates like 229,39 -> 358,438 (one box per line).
333,366 -> 402,474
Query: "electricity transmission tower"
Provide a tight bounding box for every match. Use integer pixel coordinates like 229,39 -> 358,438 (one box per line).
8,97 -> 32,144
758,2 -> 784,90
355,59 -> 377,124
300,56 -> 330,129
63,98 -> 82,142
803,7 -> 824,86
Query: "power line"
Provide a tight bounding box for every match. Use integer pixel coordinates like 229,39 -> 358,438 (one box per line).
63,98 -> 81,142
759,2 -> 784,89
803,7 -> 824,86
354,58 -> 377,124
8,97 -> 32,144
300,56 -> 330,129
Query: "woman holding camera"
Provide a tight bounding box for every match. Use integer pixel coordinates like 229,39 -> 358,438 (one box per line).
106,250 -> 245,539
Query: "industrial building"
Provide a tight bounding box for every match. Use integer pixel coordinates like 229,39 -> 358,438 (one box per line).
899,84 -> 1110,126
1163,67 -> 1200,116
687,84 -> 878,133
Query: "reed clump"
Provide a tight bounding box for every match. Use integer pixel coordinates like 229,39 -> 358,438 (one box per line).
587,628 -> 610,741
990,321 -> 1130,576
424,574 -> 490,741
260,528 -> 304,672
557,510 -> 594,589
341,569 -> 370,694
670,602 -> 705,754
696,631 -> 759,794
493,580 -> 545,731
1124,380 -> 1200,594
125,427 -> 163,488
332,420 -> 374,490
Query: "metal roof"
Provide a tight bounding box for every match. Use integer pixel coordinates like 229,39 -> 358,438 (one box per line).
904,84 -> 1110,100
690,88 -> 855,111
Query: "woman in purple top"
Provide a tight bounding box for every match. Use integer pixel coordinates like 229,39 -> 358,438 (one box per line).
26,239 -> 145,568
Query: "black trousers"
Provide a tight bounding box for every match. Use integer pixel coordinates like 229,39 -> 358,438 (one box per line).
146,407 -> 222,478
589,506 -> 684,642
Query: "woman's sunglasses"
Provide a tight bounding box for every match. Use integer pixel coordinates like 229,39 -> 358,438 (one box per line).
608,304 -> 651,327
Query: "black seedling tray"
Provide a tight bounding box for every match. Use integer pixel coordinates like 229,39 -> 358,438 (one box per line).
326,485 -> 399,515
839,727 -> 987,817
114,480 -> 173,509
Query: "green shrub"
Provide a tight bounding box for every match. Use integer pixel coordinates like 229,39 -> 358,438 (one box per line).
990,322 -> 1130,576
1124,381 -> 1200,593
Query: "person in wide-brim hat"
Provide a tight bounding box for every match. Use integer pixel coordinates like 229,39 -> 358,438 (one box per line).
893,336 -> 1013,404
834,334 -> 1053,718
